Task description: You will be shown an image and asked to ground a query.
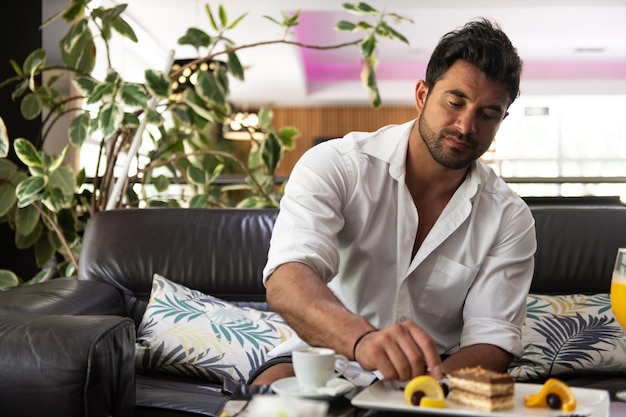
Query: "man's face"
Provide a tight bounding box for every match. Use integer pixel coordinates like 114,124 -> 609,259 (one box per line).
415,60 -> 510,170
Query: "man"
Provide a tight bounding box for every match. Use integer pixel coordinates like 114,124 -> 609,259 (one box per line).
254,18 -> 536,386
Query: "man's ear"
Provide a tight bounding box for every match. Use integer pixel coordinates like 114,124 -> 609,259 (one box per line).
415,80 -> 429,112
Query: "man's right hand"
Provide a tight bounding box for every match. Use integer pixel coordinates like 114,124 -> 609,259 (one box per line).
353,321 -> 443,382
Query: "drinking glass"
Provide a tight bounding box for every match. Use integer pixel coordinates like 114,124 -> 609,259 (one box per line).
610,248 -> 626,401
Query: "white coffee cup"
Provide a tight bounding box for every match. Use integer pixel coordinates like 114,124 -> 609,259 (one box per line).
292,347 -> 349,392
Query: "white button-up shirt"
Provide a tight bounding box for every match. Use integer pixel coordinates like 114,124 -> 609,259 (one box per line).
263,120 -> 536,359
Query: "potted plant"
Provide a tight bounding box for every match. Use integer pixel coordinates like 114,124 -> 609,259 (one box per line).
0,0 -> 412,288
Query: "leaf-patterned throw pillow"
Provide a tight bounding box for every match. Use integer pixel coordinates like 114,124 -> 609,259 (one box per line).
509,293 -> 626,381
135,273 -> 295,383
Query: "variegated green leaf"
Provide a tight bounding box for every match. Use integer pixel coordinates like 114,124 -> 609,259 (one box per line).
87,82 -> 115,104
277,126 -> 300,150
48,146 -> 69,172
0,116 -> 8,158
16,176 -> 46,203
69,112 -> 90,147
60,18 -> 96,73
120,83 -> 148,107
187,165 -> 206,186
145,69 -> 171,98
263,132 -> 282,176
98,101 -> 122,138
145,108 -> 164,125
22,48 -> 46,75
196,71 -> 224,106
14,138 -> 43,167
121,112 -> 140,129
72,75 -> 98,95
181,89 -> 213,121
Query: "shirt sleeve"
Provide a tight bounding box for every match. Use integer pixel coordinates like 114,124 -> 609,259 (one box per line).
460,201 -> 537,358
262,140 -> 354,285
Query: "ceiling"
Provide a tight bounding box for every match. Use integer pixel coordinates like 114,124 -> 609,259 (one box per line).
43,0 -> 626,107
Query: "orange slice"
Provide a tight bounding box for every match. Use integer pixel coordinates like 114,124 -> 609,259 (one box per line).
524,378 -> 576,411
403,375 -> 446,408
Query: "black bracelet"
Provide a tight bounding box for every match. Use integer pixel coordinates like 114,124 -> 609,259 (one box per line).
352,329 -> 378,361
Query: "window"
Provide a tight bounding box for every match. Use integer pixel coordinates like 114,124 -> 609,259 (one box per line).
484,95 -> 626,201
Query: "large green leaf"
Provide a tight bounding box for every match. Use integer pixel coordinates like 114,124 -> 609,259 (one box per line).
0,182 -> 17,217
14,138 -> 43,167
277,126 -> 300,150
227,52 -> 244,81
15,221 -> 42,249
0,270 -> 19,290
20,93 -> 42,120
152,175 -> 169,192
35,233 -> 54,267
49,165 -> 77,198
262,132 -> 282,176
0,116 -> 8,158
178,28 -> 211,49
0,159 -> 18,178
111,16 -> 138,42
15,204 -> 40,236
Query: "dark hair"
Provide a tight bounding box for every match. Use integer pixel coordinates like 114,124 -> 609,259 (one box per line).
425,18 -> 522,105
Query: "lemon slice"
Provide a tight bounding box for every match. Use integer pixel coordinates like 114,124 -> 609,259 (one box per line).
403,375 -> 446,407
524,378 -> 577,411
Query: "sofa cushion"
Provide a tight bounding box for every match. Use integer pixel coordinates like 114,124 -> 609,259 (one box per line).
509,293 -> 626,381
135,274 -> 295,383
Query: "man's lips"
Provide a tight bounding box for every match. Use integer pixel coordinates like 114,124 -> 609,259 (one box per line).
444,135 -> 475,150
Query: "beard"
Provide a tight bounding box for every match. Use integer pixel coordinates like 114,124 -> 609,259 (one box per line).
418,112 -> 491,170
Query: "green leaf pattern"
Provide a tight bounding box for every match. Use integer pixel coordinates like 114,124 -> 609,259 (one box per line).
136,274 -> 295,383
509,293 -> 626,381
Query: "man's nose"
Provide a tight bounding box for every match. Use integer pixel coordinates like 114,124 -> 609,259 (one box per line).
456,111 -> 477,135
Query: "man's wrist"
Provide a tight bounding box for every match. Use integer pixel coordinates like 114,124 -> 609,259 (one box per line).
352,328 -> 378,361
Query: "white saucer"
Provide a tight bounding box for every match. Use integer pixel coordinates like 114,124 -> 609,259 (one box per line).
271,377 -> 354,399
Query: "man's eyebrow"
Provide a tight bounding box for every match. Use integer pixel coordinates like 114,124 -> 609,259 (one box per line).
444,89 -> 505,115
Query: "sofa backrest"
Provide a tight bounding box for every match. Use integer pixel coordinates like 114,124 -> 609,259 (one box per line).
79,208 -> 279,323
79,204 -> 626,323
528,204 -> 626,295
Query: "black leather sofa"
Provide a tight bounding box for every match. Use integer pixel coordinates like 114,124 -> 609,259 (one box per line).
0,204 -> 625,416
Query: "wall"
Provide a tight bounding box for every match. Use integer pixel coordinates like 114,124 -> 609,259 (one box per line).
272,106 -> 416,176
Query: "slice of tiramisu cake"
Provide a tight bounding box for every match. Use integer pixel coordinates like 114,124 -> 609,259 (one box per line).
448,366 -> 515,412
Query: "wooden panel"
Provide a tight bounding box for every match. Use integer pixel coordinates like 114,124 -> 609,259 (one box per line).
272,106 -> 415,176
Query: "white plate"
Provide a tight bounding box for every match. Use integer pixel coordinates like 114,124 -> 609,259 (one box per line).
271,376 -> 355,399
351,381 -> 610,416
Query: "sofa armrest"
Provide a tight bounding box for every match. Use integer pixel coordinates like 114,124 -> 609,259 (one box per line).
0,314 -> 136,417
0,277 -> 125,316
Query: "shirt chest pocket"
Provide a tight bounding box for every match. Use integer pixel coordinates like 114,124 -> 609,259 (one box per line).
415,255 -> 478,318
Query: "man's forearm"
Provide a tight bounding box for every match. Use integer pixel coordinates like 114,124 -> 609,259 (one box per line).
265,262 -> 372,359
442,344 -> 513,374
